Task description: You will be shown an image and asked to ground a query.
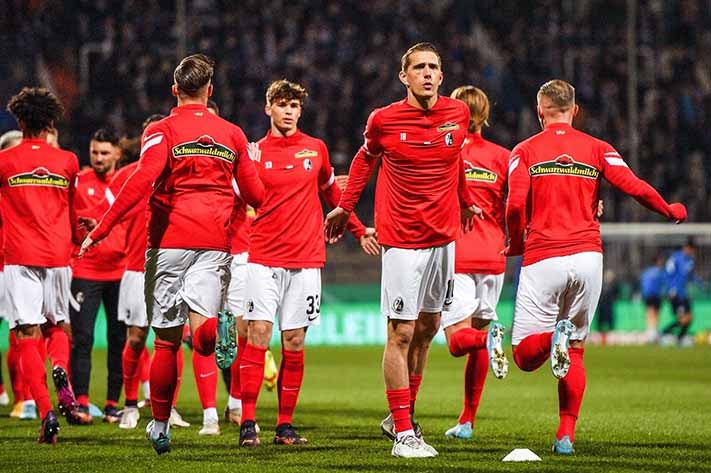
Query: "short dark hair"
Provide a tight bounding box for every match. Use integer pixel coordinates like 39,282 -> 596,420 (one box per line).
401,42 -> 442,72
685,237 -> 697,249
7,87 -> 64,137
266,79 -> 308,106
206,99 -> 220,115
142,114 -> 165,131
174,54 -> 215,97
91,128 -> 120,146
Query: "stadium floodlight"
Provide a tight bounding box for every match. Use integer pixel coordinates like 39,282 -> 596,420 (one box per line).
502,448 -> 542,462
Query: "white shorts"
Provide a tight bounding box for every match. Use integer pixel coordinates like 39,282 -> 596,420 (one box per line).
512,252 -> 603,345
225,252 -> 248,317
244,263 -> 321,331
0,271 -> 6,319
381,242 -> 455,320
441,273 -> 505,329
144,248 -> 232,329
118,270 -> 148,328
4,265 -> 71,329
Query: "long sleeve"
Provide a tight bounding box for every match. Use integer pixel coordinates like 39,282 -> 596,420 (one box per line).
600,145 -> 673,218
90,128 -> 168,242
339,110 -> 382,213
233,134 -> 265,208
458,152 -> 476,208
504,147 -> 530,256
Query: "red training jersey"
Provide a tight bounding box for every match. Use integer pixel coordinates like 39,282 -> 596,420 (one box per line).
110,162 -> 147,272
72,168 -> 127,280
0,139 -> 79,267
455,133 -> 509,274
248,130 -> 366,269
91,104 -> 265,252
339,96 -> 475,249
507,123 -> 679,266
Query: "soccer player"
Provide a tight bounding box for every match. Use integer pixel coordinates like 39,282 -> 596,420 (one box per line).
238,79 -> 378,447
661,239 -> 698,346
71,128 -> 127,423
80,54 -> 265,454
640,254 -> 666,343
325,43 -> 482,458
441,86 -> 510,440
505,79 -> 687,455
0,87 -> 86,442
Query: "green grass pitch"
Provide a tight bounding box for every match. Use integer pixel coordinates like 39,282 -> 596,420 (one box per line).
0,345 -> 709,472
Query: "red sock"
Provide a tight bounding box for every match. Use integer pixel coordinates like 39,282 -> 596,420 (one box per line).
557,347 -> 586,442
77,394 -> 89,406
173,346 -> 183,406
386,388 -> 412,434
192,318 -> 217,356
448,328 -> 488,357
408,374 -> 422,414
43,325 -> 70,371
8,332 -> 24,402
17,338 -> 52,418
150,339 -> 180,422
138,347 -> 151,384
513,332 -> 553,371
239,344 -> 267,422
458,348 -> 488,425
277,349 -> 304,425
230,336 -> 248,399
122,343 -> 143,404
192,351 -> 218,409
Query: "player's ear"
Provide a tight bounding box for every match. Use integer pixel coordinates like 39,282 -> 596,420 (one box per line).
573,104 -> 579,117
207,83 -> 213,97
264,103 -> 272,117
171,84 -> 179,98
399,70 -> 409,88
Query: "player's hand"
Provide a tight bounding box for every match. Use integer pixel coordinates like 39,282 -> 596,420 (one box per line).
78,235 -> 95,258
247,142 -> 261,162
324,206 -> 350,243
78,216 -> 97,232
461,204 -> 484,232
669,203 -> 687,224
501,244 -> 523,257
596,200 -> 604,219
359,227 -> 380,256
334,174 -> 348,191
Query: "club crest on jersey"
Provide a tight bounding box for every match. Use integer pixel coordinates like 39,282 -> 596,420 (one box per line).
392,297 -> 404,314
294,149 -> 318,159
445,132 -> 454,147
303,158 -> 313,171
464,161 -> 498,183
172,135 -> 236,163
8,167 -> 69,188
529,154 -> 599,179
437,122 -> 460,132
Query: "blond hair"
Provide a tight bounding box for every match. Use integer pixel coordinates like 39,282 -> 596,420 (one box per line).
401,42 -> 442,72
537,79 -> 575,112
451,86 -> 490,132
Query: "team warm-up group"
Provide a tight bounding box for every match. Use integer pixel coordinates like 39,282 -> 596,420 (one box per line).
0,42 -> 686,458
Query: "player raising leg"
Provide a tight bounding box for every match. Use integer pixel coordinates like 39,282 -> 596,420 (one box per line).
506,80 -> 686,455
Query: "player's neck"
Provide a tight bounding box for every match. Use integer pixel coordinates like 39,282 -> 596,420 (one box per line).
542,116 -> 574,128
23,130 -> 50,141
270,124 -> 298,138
407,92 -> 439,111
177,97 -> 208,107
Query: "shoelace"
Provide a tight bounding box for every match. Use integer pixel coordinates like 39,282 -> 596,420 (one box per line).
399,435 -> 421,448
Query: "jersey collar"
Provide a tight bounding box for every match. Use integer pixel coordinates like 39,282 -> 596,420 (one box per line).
544,122 -> 573,131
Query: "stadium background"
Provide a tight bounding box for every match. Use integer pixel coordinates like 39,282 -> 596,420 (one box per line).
0,0 -> 710,347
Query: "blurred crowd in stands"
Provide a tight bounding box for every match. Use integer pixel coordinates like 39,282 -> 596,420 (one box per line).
1,0 -> 709,223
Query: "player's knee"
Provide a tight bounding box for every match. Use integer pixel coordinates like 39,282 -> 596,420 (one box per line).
512,346 -> 533,371
248,321 -> 272,348
282,330 -> 305,351
447,332 -> 467,357
388,327 -> 414,349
